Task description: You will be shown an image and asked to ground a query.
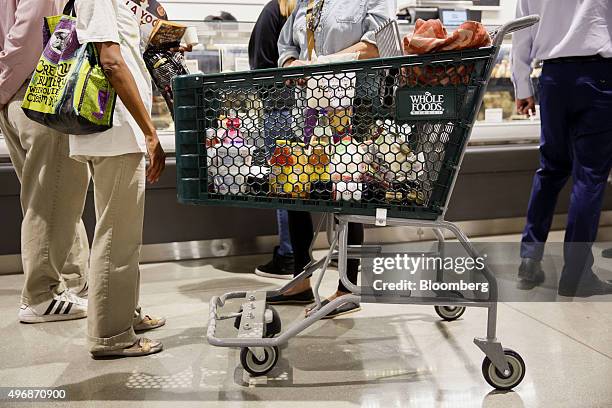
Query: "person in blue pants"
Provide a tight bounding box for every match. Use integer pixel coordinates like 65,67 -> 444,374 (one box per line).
248,0 -> 297,279
512,0 -> 612,297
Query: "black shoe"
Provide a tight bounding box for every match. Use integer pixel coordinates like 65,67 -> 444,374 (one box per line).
267,288 -> 315,305
306,298 -> 361,319
517,258 -> 545,290
602,248 -> 612,259
558,276 -> 612,298
255,246 -> 294,280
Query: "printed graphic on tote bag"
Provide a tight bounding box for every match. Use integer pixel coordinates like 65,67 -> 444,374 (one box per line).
25,17 -> 80,110
48,29 -> 74,58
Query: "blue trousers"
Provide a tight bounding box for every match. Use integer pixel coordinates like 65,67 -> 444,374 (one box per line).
264,109 -> 294,256
521,59 -> 612,288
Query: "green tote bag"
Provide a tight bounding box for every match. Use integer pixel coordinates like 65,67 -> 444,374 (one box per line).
21,0 -> 116,135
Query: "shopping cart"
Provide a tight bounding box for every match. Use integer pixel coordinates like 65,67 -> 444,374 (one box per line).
173,15 -> 539,390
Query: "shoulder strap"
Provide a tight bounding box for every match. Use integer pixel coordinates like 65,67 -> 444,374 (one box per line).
63,0 -> 76,17
306,0 -> 316,61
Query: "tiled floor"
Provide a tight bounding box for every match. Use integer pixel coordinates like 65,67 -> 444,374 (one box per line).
0,233 -> 611,408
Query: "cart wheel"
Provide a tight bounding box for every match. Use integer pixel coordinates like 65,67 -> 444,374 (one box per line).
240,346 -> 279,376
234,306 -> 281,338
434,305 -> 466,321
481,349 -> 526,390
265,306 -> 282,338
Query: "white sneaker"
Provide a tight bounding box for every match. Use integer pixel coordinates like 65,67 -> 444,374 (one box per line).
69,282 -> 88,299
19,291 -> 87,323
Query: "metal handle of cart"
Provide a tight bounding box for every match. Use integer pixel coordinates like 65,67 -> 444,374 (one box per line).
492,15 -> 540,47
175,15 -> 540,390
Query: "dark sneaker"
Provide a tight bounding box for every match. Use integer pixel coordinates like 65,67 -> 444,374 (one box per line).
602,248 -> 612,259
267,288 -> 315,305
255,246 -> 294,280
517,258 -> 545,290
558,276 -> 612,298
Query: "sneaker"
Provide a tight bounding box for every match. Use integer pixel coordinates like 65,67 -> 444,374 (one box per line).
255,246 -> 294,280
19,291 -> 87,323
69,281 -> 88,299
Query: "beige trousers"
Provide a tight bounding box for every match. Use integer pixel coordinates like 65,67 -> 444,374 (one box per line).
0,84 -> 90,306
83,153 -> 145,352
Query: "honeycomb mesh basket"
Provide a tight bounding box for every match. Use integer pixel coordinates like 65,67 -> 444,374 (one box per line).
173,48 -> 495,220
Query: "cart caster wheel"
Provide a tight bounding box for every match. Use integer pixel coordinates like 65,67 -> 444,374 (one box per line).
240,346 -> 279,377
482,348 -> 526,390
265,306 -> 281,338
234,306 -> 281,338
434,305 -> 466,321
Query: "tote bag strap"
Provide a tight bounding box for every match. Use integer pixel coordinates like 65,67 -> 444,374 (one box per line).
63,0 -> 76,17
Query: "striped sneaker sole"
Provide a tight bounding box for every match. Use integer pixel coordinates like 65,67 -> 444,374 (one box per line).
19,299 -> 87,323
19,311 -> 87,324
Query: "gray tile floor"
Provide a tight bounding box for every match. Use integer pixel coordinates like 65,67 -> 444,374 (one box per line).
1,234 -> 611,408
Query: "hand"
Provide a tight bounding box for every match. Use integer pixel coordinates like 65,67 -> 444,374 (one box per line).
145,132 -> 166,184
516,96 -> 536,116
169,44 -> 193,54
283,59 -> 309,86
285,59 -> 308,68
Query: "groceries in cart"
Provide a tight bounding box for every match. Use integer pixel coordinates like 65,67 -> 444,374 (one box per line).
403,19 -> 491,55
205,108 -> 431,206
200,18 -> 499,209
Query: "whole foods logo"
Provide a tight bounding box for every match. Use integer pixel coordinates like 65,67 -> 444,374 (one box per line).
410,91 -> 445,115
396,88 -> 456,121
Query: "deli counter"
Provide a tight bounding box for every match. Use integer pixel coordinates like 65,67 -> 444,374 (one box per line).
1,20 -> 608,267
151,20 -> 541,146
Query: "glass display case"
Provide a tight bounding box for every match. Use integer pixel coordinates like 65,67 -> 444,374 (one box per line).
150,20 -> 540,148
153,21 -> 254,133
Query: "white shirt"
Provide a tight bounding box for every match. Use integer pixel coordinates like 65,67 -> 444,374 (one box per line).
70,0 -> 152,158
511,0 -> 612,99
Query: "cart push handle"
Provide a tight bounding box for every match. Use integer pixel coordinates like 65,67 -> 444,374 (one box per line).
492,15 -> 540,47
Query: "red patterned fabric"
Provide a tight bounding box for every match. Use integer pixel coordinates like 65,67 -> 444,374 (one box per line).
403,19 -> 491,55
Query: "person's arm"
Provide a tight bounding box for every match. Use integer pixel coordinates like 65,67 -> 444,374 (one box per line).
336,41 -> 379,60
335,0 -> 396,60
511,0 -> 536,115
95,42 -> 165,183
0,0 -> 56,107
355,0 -> 395,59
75,0 -> 165,183
278,7 -> 300,67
